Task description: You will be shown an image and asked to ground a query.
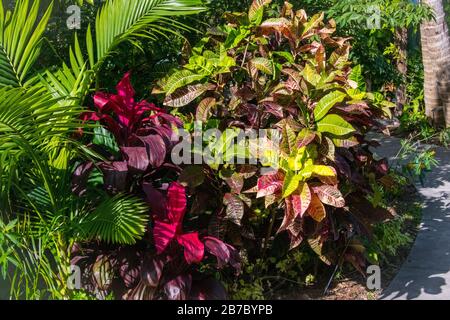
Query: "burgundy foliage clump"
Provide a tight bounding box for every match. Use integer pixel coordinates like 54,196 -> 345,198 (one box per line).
72,73 -> 239,300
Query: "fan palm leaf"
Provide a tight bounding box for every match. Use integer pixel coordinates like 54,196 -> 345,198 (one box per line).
77,194 -> 150,245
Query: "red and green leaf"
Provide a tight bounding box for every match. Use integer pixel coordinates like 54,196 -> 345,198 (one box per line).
312,185 -> 345,208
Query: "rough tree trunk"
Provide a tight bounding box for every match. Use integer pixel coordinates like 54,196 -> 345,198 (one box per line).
421,0 -> 450,127
394,27 -> 408,117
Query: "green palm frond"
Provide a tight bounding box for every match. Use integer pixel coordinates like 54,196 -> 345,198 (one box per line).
8,236 -> 61,299
78,194 -> 149,245
0,85 -> 90,212
0,0 -> 53,87
0,86 -> 83,155
91,0 -> 204,67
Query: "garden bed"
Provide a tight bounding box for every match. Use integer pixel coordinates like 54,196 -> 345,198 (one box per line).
0,0 -> 437,301
274,187 -> 423,300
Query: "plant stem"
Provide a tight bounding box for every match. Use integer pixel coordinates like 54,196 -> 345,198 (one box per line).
262,209 -> 276,258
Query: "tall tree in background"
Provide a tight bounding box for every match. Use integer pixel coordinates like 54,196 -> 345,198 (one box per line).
394,26 -> 409,116
421,0 -> 450,126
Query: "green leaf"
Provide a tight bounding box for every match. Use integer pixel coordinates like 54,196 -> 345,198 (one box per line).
93,126 -> 120,154
316,114 -> 355,136
272,51 -> 295,64
282,171 -> 301,198
248,0 -> 272,25
312,165 -> 337,178
44,0 -> 206,99
301,63 -> 320,86
332,137 -> 359,148
250,57 -> 274,75
162,70 -> 206,95
282,123 -> 297,154
224,27 -> 250,49
218,46 -> 236,71
349,65 -> 366,91
314,91 -> 347,122
301,12 -> 324,37
93,0 -> 205,66
214,128 -> 240,155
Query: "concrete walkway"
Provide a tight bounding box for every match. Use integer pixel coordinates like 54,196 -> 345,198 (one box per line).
369,134 -> 450,300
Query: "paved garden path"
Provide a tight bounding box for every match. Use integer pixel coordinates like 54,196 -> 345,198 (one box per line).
368,133 -> 450,300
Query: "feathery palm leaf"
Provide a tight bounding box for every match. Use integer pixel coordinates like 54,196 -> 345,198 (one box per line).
0,0 -> 53,87
0,85 -> 93,216
0,86 -> 83,156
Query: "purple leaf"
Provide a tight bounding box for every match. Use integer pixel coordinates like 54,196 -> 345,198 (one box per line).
120,147 -> 150,172
203,236 -> 230,268
164,274 -> 192,300
335,153 -> 351,178
262,102 -> 284,118
374,158 -> 389,175
226,244 -> 241,273
141,257 -> 164,288
225,173 -> 244,194
99,161 -> 128,193
223,193 -> 245,226
139,134 -> 167,168
189,278 -> 228,300
72,162 -> 94,196
143,183 -> 167,220
119,261 -> 141,289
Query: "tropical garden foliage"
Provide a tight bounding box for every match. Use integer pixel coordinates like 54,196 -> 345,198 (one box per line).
0,0 -> 437,300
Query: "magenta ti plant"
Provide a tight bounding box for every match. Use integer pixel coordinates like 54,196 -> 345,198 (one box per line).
71,73 -> 239,300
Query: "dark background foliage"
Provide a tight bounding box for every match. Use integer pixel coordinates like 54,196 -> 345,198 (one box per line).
33,0 -> 426,100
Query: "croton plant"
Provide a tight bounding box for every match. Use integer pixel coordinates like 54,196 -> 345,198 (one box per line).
154,0 -> 394,265
72,0 -> 395,300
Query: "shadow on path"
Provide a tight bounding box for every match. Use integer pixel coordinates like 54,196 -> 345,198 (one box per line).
370,134 -> 450,300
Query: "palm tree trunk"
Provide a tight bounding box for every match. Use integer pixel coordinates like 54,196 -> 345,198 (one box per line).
395,27 -> 408,117
421,0 -> 450,127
